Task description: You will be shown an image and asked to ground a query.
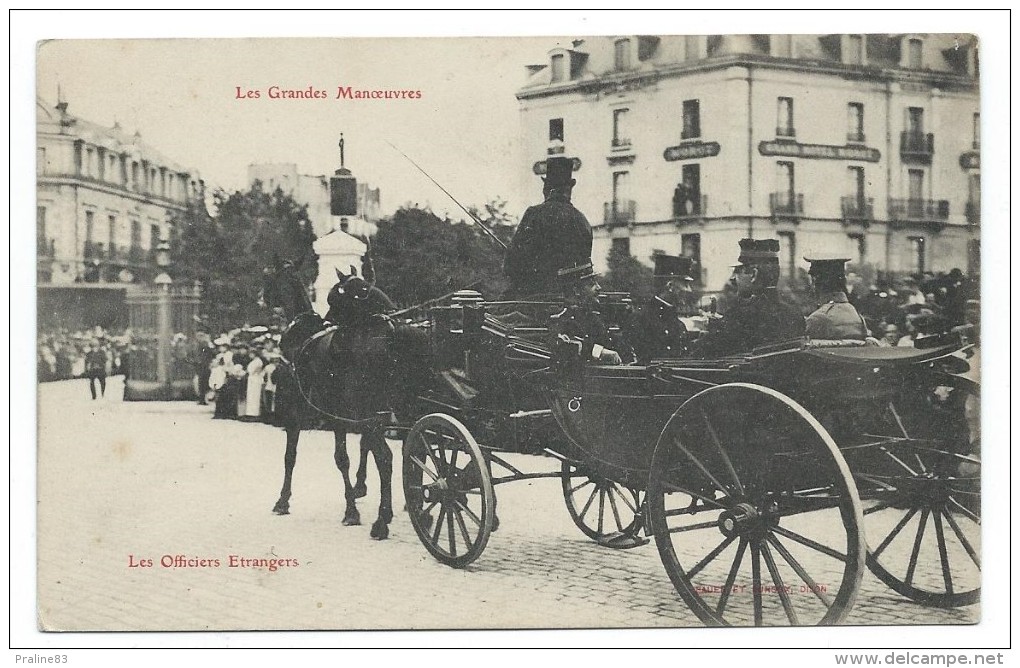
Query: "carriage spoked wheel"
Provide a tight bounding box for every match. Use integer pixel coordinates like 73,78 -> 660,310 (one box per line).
561,462 -> 647,549
854,377 -> 980,608
402,413 -> 495,568
646,383 -> 865,627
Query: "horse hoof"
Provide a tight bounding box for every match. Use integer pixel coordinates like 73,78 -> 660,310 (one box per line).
342,509 -> 361,526
370,520 -> 389,540
273,502 -> 290,515
352,482 -> 367,499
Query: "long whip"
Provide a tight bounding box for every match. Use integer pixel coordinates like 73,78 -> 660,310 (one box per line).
384,140 -> 508,251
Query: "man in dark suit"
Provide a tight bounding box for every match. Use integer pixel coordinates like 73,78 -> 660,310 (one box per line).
504,157 -> 593,297
627,254 -> 696,362
694,239 -> 805,357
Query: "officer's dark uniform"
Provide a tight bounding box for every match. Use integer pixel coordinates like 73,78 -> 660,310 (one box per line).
804,257 -> 869,340
504,157 -> 593,297
694,239 -> 805,357
548,263 -> 634,366
627,255 -> 696,362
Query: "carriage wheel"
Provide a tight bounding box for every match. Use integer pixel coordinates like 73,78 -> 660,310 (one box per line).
561,462 -> 645,548
402,413 -> 495,568
647,383 -> 865,627
856,377 -> 980,608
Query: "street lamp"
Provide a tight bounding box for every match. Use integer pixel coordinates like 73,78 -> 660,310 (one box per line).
153,239 -> 173,398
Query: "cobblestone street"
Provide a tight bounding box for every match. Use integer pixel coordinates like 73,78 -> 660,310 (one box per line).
34,377 -> 979,633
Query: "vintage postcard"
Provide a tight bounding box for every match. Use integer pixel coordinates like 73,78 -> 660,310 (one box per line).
17,11 -> 1009,652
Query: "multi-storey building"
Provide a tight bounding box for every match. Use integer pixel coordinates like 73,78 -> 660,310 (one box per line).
247,163 -> 381,239
36,97 -> 205,285
516,34 -> 980,291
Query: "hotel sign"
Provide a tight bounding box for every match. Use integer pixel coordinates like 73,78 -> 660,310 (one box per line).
758,141 -> 880,162
664,141 -> 721,162
533,157 -> 582,175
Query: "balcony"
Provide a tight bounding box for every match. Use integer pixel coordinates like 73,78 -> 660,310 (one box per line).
965,200 -> 980,225
888,198 -> 950,224
900,131 -> 935,163
603,199 -> 636,227
673,194 -> 707,219
769,192 -> 804,218
846,130 -> 866,144
840,196 -> 874,223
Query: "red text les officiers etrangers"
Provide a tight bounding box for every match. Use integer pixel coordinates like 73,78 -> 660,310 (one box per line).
129,554 -> 299,572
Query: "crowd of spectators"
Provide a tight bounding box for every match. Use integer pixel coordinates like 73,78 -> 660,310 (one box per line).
197,326 -> 288,424
38,327 -> 130,383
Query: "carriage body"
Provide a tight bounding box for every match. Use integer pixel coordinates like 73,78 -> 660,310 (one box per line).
402,294 -> 979,624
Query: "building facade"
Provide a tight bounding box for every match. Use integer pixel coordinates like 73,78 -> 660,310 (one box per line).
36,98 -> 205,285
247,163 -> 381,239
517,34 -> 980,291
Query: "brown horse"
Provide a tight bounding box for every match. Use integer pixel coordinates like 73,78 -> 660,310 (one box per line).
261,257 -> 431,539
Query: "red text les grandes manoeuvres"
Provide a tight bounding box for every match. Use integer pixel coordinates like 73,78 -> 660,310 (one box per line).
234,86 -> 423,100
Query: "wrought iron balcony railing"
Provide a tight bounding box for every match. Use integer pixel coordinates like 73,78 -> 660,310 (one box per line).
965,200 -> 980,225
673,194 -> 707,219
888,198 -> 949,222
840,196 -> 874,221
900,131 -> 935,162
769,192 -> 804,217
603,199 -> 637,227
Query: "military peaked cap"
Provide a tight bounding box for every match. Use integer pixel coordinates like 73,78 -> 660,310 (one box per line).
805,256 -> 851,278
737,238 -> 780,265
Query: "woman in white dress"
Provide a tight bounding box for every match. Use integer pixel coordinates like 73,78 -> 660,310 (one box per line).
244,347 -> 266,420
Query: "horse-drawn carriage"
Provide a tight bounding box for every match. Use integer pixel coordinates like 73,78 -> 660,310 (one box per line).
263,264 -> 980,627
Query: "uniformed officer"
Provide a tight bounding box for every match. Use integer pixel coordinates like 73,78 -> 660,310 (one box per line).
504,156 -> 593,297
693,238 -> 805,357
548,261 -> 633,366
804,257 -> 869,340
627,254 -> 696,362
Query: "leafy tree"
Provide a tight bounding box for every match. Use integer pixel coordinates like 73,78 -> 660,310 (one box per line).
601,243 -> 654,299
170,182 -> 317,333
371,206 -> 509,309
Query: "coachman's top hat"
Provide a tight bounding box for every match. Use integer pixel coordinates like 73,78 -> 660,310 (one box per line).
544,157 -> 576,188
653,254 -> 696,282
736,238 -> 780,265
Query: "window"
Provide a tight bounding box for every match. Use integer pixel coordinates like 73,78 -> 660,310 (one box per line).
777,161 -> 795,197
150,224 -> 160,251
614,39 -> 631,70
85,147 -> 94,178
131,220 -> 141,248
85,211 -> 95,244
131,162 -> 140,190
847,166 -> 865,205
681,233 -> 702,284
777,232 -> 796,280
108,216 -> 117,255
678,163 -> 701,216
611,237 -> 631,256
846,35 -> 864,64
908,38 -> 923,69
973,112 -> 980,149
37,147 -> 46,175
549,118 -> 564,142
681,99 -> 701,140
612,108 -> 630,147
37,206 -> 46,244
968,173 -> 981,206
967,239 -> 980,277
612,171 -> 630,205
908,236 -> 926,274
848,234 -> 866,266
684,35 -> 701,60
550,54 -> 565,83
907,107 -> 924,134
777,97 -> 794,138
97,149 -> 105,181
908,169 -> 924,204
847,103 -> 865,142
